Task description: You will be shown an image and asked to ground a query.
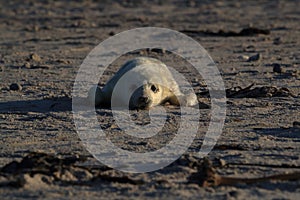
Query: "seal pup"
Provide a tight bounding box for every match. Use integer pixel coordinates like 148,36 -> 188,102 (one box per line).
88,57 -> 197,109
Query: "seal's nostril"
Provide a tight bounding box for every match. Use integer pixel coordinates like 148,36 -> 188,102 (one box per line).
139,96 -> 149,103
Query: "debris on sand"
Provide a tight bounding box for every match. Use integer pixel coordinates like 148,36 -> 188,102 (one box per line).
181,27 -> 270,37
0,152 -> 144,188
226,83 -> 297,98
1,152 -> 300,189
187,157 -> 300,187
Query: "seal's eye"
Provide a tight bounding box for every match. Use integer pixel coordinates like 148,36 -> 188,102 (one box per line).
151,85 -> 158,93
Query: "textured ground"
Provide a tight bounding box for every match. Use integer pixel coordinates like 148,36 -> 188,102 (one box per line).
0,1 -> 300,199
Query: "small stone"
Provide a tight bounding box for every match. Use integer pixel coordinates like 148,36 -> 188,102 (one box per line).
33,25 -> 39,32
293,121 -> 300,128
23,62 -> 31,69
30,53 -> 41,62
238,55 -> 249,61
247,53 -> 260,62
219,159 -> 226,167
9,83 -> 22,91
291,70 -> 300,78
272,63 -> 285,73
273,37 -> 282,45
228,190 -> 240,198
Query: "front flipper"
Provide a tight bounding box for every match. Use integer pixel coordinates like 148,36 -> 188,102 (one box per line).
169,92 -> 198,107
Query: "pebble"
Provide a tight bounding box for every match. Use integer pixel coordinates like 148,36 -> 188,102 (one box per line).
23,62 -> 31,69
293,121 -> 300,128
238,55 -> 249,61
228,190 -> 240,198
30,53 -> 41,62
186,0 -> 196,7
272,63 -> 285,73
218,159 -> 226,167
9,83 -> 22,91
292,70 -> 300,78
273,37 -> 282,45
247,53 -> 260,62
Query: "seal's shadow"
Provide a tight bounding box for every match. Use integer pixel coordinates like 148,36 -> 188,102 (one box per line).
0,97 -> 72,113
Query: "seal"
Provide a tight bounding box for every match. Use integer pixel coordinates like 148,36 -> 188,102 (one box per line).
88,57 -> 197,109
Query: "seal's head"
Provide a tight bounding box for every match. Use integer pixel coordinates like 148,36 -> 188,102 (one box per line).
130,82 -> 163,110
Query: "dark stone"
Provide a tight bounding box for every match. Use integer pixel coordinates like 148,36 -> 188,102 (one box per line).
9,83 -> 22,91
247,53 -> 260,62
272,63 -> 285,73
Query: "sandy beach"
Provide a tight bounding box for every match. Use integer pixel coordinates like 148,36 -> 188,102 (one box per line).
0,1 -> 299,199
